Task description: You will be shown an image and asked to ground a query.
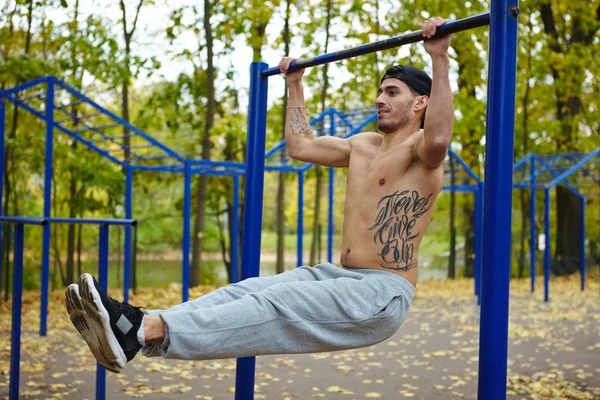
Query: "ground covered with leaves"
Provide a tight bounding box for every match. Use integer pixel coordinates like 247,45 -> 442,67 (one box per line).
1,276 -> 599,399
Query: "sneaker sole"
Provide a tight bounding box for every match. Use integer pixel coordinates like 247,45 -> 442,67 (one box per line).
65,284 -> 121,373
78,273 -> 128,369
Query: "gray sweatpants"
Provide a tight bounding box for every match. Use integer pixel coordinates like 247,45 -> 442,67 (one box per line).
141,263 -> 414,360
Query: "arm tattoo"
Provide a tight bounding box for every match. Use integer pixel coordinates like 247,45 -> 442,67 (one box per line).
368,190 -> 433,271
290,108 -> 313,137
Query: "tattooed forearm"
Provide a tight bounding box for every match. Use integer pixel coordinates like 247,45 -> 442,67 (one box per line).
368,190 -> 433,271
289,108 -> 313,137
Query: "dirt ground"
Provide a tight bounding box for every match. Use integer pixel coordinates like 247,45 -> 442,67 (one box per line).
1,276 -> 599,400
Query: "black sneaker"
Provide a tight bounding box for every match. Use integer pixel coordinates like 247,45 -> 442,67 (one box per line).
78,273 -> 144,369
65,284 -> 121,373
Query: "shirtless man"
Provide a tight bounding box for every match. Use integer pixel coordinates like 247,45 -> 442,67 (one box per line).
66,17 -> 452,373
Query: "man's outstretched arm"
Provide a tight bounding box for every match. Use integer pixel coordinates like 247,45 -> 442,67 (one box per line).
416,17 -> 454,168
279,57 -> 352,168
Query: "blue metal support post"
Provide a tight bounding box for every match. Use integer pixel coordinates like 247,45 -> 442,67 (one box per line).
580,195 -> 585,291
96,224 -> 109,400
297,172 -> 304,267
9,223 -> 24,400
544,189 -> 550,302
530,155 -> 536,292
41,78 -> 55,336
235,62 -> 269,400
477,2 -> 519,399
328,168 -> 334,263
327,112 -> 335,263
182,161 -> 192,302
232,176 -> 240,283
124,166 -> 133,302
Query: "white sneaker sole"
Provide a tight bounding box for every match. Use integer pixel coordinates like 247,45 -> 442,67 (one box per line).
78,273 -> 128,369
65,284 -> 121,373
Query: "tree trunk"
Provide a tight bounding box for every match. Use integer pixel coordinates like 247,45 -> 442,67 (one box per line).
190,0 -> 215,287
276,0 -> 292,274
554,186 -> 582,275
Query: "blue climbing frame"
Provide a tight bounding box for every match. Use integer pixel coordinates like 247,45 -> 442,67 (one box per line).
242,5 -> 517,400
0,216 -> 135,400
514,150 -> 600,301
0,77 -> 245,338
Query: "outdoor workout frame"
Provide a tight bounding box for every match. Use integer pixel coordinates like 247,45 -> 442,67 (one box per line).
514,150 -> 600,302
0,77 -> 245,341
240,4 -> 517,400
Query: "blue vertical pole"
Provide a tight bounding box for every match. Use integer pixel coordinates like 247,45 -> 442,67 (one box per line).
474,183 -> 483,300
544,189 -> 550,302
235,61 -> 269,400
40,78 -> 55,337
477,2 -> 519,399
328,168 -> 334,263
231,175 -> 240,283
0,100 -> 5,269
580,195 -> 585,291
124,166 -> 133,303
297,172 -> 304,267
9,223 -> 24,400
96,224 -> 109,400
182,161 -> 191,302
327,112 -> 335,263
530,155 -> 536,292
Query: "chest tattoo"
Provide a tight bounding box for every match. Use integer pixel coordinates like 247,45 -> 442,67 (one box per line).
368,190 -> 433,271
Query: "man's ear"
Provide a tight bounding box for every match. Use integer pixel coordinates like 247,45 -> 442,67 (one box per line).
414,95 -> 429,112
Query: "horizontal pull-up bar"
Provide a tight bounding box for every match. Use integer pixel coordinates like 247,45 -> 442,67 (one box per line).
262,12 -> 490,77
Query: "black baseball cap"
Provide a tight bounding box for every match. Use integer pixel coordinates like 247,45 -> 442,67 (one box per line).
380,65 -> 432,97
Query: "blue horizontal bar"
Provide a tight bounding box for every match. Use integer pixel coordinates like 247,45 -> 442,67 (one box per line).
443,184 -> 479,193
187,160 -> 246,168
48,218 -> 136,226
0,76 -> 49,98
191,168 -> 245,177
265,165 -> 304,173
0,217 -> 47,225
262,13 -> 490,77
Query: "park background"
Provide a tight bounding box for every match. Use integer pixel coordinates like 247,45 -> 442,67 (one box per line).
0,0 -> 598,294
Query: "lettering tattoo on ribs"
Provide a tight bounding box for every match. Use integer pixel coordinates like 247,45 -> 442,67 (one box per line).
368,190 -> 433,271
290,109 -> 313,137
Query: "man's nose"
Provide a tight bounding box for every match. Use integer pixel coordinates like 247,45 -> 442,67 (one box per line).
375,95 -> 385,107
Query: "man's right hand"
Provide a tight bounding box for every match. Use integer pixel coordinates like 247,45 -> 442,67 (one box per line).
279,57 -> 305,85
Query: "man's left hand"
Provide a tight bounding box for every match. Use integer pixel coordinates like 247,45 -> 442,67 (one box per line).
422,17 -> 452,57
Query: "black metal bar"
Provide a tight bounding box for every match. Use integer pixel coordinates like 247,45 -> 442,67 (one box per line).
262,13 -> 490,77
